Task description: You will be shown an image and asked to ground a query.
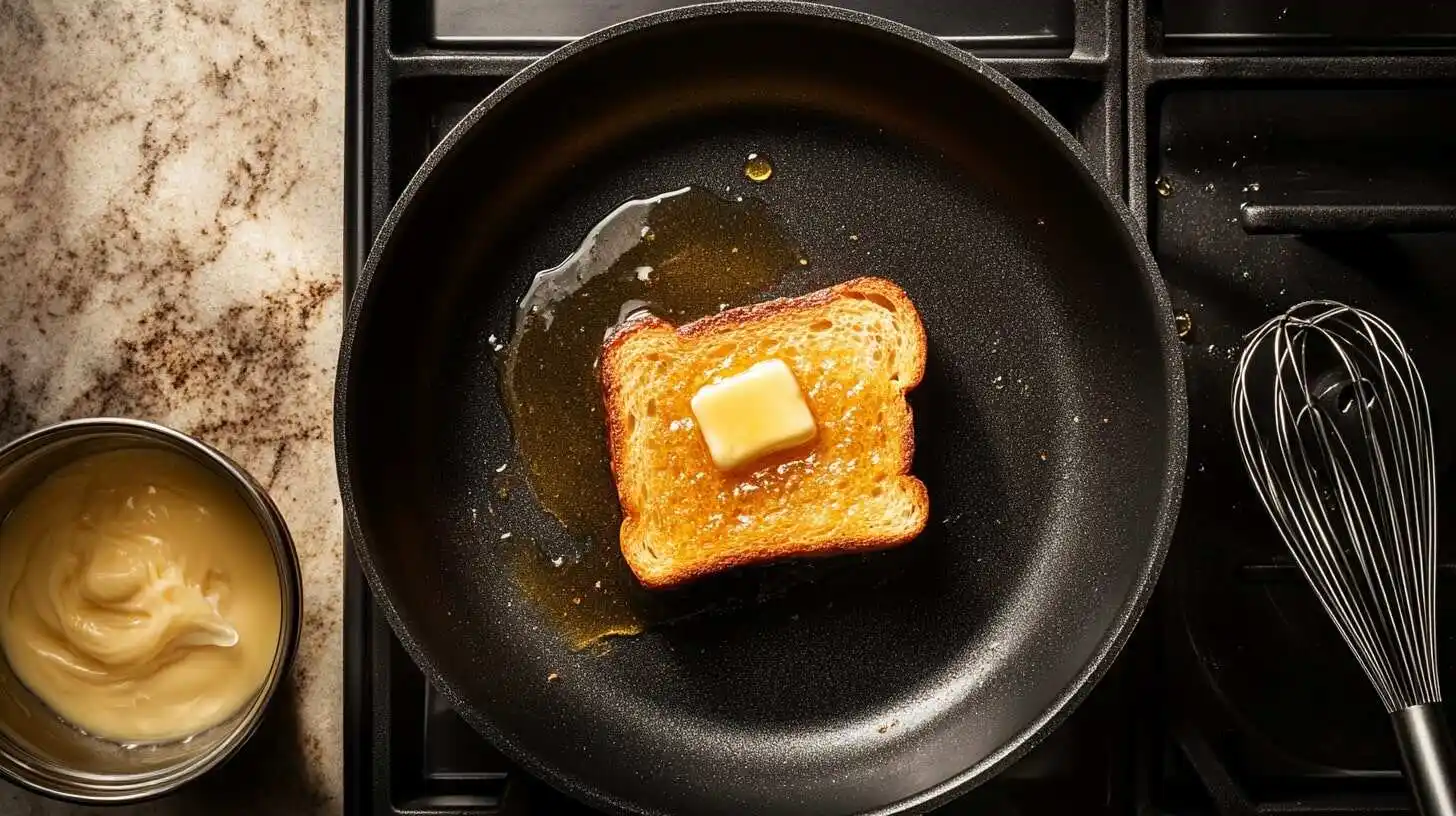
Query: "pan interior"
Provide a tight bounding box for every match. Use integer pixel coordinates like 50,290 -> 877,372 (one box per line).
343,11 -> 1176,816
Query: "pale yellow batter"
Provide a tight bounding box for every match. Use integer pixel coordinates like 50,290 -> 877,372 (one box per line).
0,447 -> 282,742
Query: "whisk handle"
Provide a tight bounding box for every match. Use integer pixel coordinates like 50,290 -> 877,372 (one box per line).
1394,704 -> 1456,816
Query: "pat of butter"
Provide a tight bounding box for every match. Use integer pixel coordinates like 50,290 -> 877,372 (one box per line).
690,359 -> 817,471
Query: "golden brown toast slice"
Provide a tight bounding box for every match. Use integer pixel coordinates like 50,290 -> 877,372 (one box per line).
600,277 -> 929,589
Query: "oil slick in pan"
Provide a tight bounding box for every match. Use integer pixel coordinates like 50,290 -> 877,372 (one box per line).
500,184 -> 804,649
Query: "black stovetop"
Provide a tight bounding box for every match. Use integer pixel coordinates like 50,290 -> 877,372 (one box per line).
343,2 -> 1456,813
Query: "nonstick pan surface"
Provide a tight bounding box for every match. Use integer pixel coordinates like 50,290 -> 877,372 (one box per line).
337,4 -> 1186,814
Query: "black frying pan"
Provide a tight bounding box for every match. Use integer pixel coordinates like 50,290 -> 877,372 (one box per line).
337,4 -> 1186,814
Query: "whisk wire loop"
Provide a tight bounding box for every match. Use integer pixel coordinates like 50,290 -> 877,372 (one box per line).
1232,301 -> 1439,713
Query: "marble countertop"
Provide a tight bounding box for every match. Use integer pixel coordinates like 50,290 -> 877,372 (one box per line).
0,1 -> 344,813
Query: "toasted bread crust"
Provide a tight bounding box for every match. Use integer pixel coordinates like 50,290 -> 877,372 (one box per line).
620,479 -> 931,589
600,277 -> 929,589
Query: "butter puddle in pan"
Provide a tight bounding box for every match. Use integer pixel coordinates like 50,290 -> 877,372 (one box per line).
499,185 -> 804,648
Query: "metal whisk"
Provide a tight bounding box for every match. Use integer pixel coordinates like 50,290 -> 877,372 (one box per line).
1232,300 -> 1455,815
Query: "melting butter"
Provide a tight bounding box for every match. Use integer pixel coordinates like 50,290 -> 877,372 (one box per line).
691,358 -> 818,471
0,448 -> 282,742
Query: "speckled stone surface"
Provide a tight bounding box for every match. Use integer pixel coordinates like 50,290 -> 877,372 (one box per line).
0,0 -> 344,813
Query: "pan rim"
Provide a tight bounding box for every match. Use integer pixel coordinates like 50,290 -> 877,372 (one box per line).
335,2 -> 1189,814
